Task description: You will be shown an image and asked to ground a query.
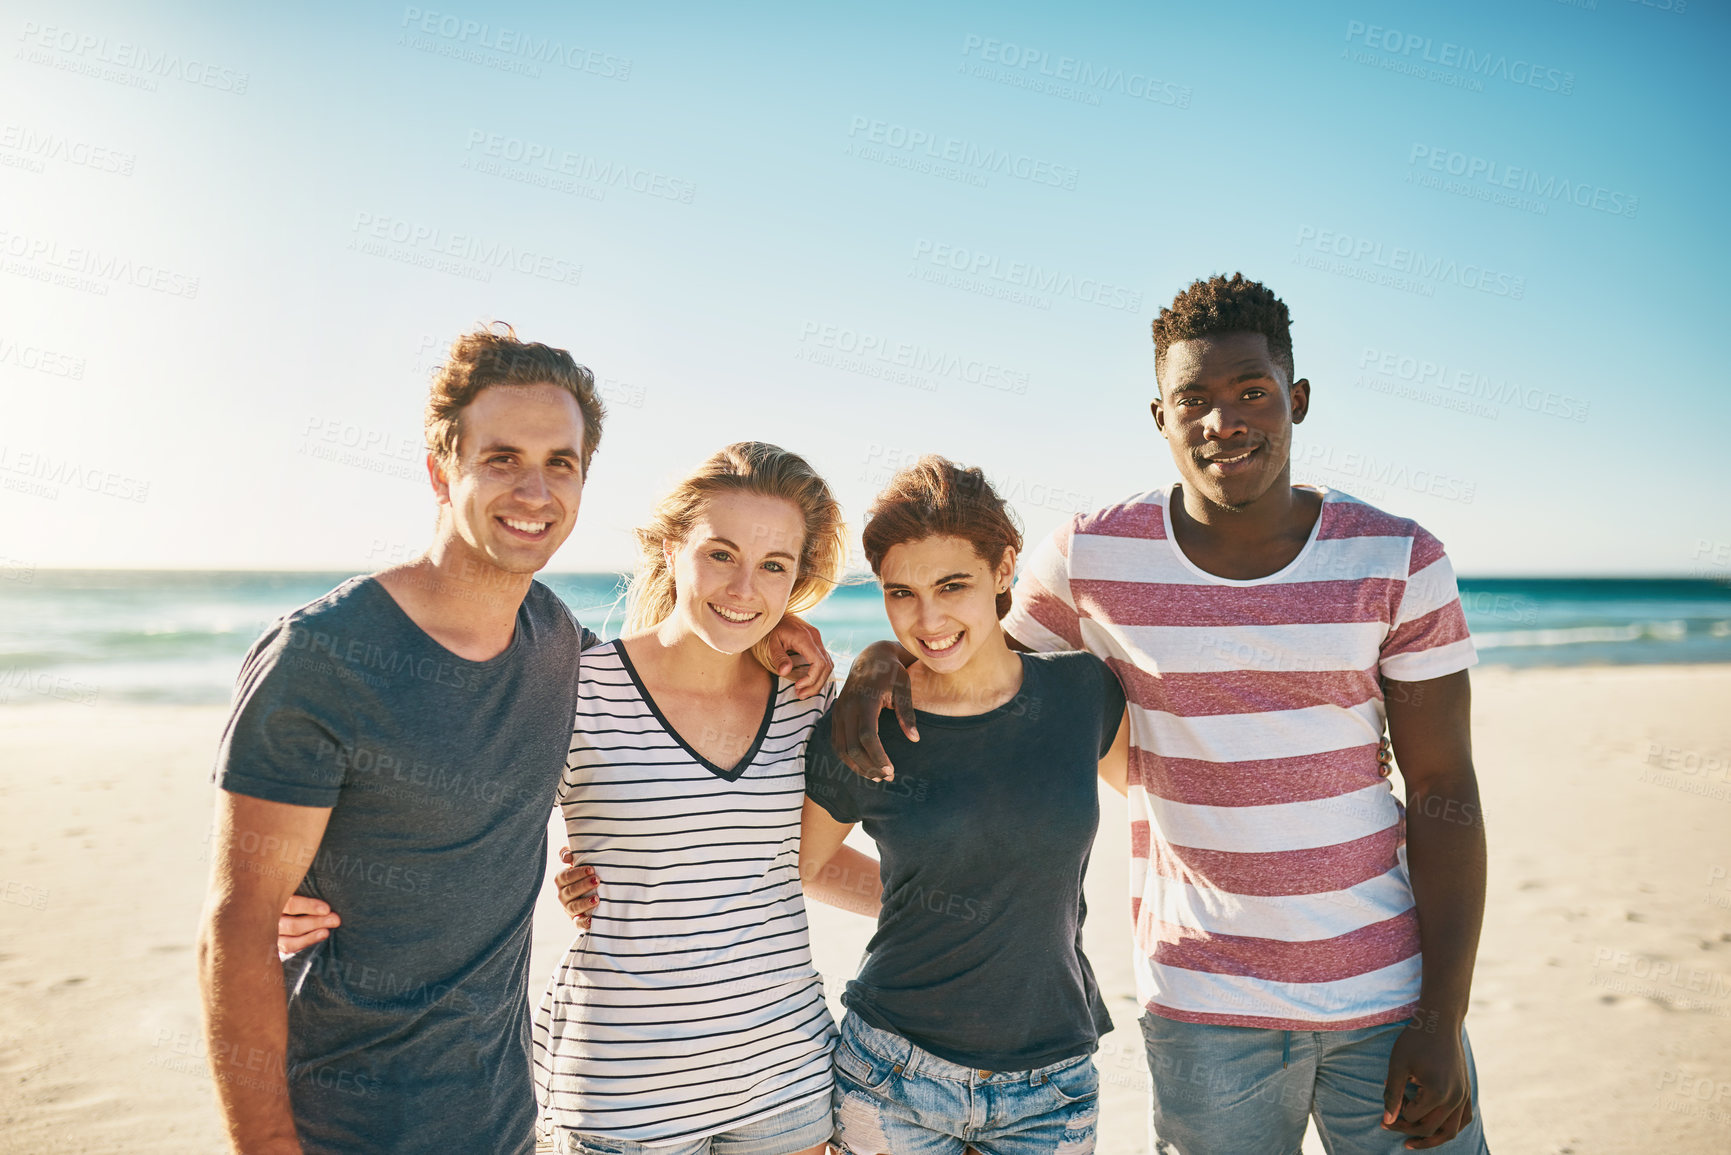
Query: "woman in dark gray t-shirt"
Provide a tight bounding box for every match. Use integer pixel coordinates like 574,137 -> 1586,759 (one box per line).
802,456 -> 1129,1155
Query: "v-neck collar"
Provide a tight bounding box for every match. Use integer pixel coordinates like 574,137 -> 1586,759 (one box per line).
612,639 -> 779,783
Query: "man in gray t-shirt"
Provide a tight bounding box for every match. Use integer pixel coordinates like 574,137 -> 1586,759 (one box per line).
215,575 -> 582,1152
197,328 -> 605,1155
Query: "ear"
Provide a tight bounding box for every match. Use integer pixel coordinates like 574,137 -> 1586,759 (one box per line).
995,546 -> 1018,592
427,453 -> 452,505
1150,396 -> 1166,434
1290,377 -> 1310,425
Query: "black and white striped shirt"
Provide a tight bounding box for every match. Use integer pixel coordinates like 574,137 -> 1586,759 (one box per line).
532,641 -> 837,1144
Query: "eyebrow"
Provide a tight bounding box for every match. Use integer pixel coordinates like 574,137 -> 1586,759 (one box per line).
475,441 -> 581,458
707,536 -> 797,562
1171,368 -> 1274,392
881,572 -> 973,590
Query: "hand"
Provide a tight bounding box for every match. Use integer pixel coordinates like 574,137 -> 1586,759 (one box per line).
764,613 -> 833,699
556,847 -> 600,930
831,641 -> 917,781
1381,1016 -> 1474,1149
277,895 -> 340,955
1378,735 -> 1394,776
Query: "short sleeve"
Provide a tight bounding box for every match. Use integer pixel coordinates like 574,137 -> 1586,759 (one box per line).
803,712 -> 862,824
579,627 -> 604,652
1095,659 -> 1128,759
213,622 -> 349,809
1380,527 -> 1478,682
1002,516 -> 1085,653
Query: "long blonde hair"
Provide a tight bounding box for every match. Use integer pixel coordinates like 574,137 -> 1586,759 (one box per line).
625,442 -> 846,674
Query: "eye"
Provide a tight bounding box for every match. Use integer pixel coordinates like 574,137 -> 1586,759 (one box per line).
886,589 -> 909,598
487,454 -> 514,466
762,561 -> 787,573
941,581 -> 968,594
1243,387 -> 1268,400
708,550 -> 733,563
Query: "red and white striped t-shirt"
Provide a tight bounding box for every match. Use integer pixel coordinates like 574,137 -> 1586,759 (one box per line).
1001,484 -> 1476,1030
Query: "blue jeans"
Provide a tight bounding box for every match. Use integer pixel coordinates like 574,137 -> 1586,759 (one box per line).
1139,1013 -> 1489,1155
831,1012 -> 1099,1155
553,1090 -> 834,1155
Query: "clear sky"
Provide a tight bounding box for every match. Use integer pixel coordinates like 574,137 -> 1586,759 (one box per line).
2,0 -> 1726,575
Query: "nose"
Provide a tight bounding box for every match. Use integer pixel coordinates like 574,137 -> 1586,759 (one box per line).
727,562 -> 756,601
1201,400 -> 1248,441
515,466 -> 551,506
914,594 -> 948,635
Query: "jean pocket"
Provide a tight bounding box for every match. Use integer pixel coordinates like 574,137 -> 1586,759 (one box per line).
559,1132 -> 631,1155
833,1022 -> 899,1092
1042,1055 -> 1100,1106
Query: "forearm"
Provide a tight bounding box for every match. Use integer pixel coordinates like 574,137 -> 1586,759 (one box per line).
198,907 -> 302,1154
802,844 -> 882,919
1404,782 -> 1486,1027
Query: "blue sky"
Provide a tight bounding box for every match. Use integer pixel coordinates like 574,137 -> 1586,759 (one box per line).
2,0 -> 1726,575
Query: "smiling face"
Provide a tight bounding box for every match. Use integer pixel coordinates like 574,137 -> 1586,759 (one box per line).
878,535 -> 1015,675
665,490 -> 806,655
433,382 -> 588,574
1152,331 -> 1309,512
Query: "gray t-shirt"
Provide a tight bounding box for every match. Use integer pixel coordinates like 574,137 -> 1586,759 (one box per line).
213,575 -> 583,1155
805,649 -> 1125,1072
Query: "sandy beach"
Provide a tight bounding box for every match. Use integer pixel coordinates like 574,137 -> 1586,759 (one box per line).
2,663 -> 1728,1154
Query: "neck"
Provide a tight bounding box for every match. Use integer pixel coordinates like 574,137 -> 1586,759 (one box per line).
373,533 -> 535,662
912,626 -> 1022,712
1174,464 -> 1300,542
640,617 -> 760,691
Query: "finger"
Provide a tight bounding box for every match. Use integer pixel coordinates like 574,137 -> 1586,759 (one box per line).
889,672 -> 918,743
855,719 -> 894,782
558,846 -> 573,864
1381,1067 -> 1408,1128
277,928 -> 330,953
282,895 -> 330,917
558,879 -> 600,905
279,913 -> 341,933
1404,1100 -> 1469,1149
798,649 -> 833,698
1389,1085 -> 1448,1135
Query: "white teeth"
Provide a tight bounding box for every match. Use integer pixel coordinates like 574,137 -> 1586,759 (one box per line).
922,631 -> 963,652
711,604 -> 759,623
503,518 -> 550,533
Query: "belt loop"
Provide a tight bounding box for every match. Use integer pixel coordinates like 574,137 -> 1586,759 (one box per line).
1281,1030 -> 1291,1070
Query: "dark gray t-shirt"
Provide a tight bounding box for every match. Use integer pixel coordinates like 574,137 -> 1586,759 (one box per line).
805,649 -> 1125,1072
213,575 -> 583,1155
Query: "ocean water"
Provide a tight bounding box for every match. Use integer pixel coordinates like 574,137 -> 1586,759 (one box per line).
1,569 -> 1728,706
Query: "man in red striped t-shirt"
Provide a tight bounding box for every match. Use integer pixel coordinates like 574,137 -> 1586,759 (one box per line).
833,275 -> 1488,1153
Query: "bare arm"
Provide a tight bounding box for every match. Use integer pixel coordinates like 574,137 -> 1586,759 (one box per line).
1097,705 -> 1131,797
798,798 -> 881,918
197,792 -> 331,1155
1380,669 -> 1485,1149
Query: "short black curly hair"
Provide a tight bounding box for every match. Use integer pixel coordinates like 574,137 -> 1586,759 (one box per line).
1151,273 -> 1294,391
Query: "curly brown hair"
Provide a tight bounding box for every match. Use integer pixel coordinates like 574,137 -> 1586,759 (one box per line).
1151,273 -> 1294,390
424,323 -> 605,475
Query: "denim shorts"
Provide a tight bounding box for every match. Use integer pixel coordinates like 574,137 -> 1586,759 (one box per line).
552,1090 -> 834,1155
1140,1013 -> 1489,1155
831,1012 -> 1098,1155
